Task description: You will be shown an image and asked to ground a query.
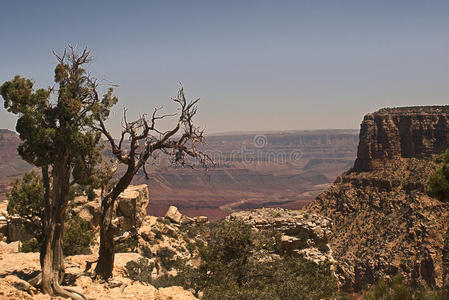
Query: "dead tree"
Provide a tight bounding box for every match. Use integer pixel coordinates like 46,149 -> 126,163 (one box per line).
92,84 -> 211,279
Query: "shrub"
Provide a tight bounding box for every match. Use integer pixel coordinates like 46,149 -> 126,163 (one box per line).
125,257 -> 190,288
157,247 -> 176,270
124,218 -> 341,299
7,171 -> 45,242
19,215 -> 94,256
318,243 -> 330,254
152,228 -> 163,240
63,215 -> 95,256
140,245 -> 153,258
428,149 -> 449,202
192,219 -> 339,299
125,258 -> 156,283
186,241 -> 196,254
115,229 -> 138,253
20,238 -> 40,253
363,275 -> 449,300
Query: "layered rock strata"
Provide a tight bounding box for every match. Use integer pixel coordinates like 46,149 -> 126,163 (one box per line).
310,106 -> 449,291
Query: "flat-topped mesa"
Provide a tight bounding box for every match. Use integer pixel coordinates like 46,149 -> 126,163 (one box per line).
353,105 -> 449,171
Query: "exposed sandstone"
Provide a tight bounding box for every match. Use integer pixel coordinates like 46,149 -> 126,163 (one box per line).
230,208 -> 335,263
0,251 -> 198,300
116,184 -> 150,230
165,205 -> 184,224
72,184 -> 150,232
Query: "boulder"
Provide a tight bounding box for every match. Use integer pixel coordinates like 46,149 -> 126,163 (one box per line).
165,206 -> 183,224
72,199 -> 102,227
194,216 -> 209,224
0,241 -> 20,254
138,224 -> 154,242
116,184 -> 149,230
181,215 -> 195,225
72,184 -> 149,231
7,216 -> 32,242
0,215 -> 8,242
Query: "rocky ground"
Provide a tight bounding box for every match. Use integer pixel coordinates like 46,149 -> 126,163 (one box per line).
0,246 -> 197,300
0,185 -> 338,299
0,186 -> 203,300
230,208 -> 335,265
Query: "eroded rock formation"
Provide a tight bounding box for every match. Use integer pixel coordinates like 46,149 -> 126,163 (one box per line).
354,106 -> 449,171
310,106 -> 449,291
230,208 -> 335,265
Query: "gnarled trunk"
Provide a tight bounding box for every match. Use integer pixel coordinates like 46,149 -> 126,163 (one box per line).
39,156 -> 86,300
95,201 -> 115,279
95,170 -> 135,280
41,221 -> 65,294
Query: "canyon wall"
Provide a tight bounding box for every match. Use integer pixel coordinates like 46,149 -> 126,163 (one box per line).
310,106 -> 449,291
354,106 -> 449,171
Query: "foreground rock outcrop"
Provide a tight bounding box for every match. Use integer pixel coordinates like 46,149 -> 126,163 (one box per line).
230,208 -> 335,265
72,184 -> 150,232
310,106 -> 449,291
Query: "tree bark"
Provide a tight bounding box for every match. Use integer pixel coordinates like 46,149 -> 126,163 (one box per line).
95,199 -> 115,279
39,155 -> 86,299
41,157 -> 68,295
95,169 -> 135,280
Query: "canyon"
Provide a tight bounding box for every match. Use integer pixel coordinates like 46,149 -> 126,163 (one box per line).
0,129 -> 358,221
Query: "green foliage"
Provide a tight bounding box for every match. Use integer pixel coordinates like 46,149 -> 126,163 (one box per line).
125,258 -> 156,283
7,171 -> 45,242
115,236 -> 139,253
318,243 -> 330,254
124,218 -> 339,299
186,241 -> 196,254
202,218 -> 254,266
63,215 -> 95,256
151,228 -> 163,240
125,257 -> 189,288
140,245 -> 153,258
20,238 -> 40,253
180,222 -> 210,240
428,149 -> 449,202
192,219 -> 339,299
19,215 -> 94,255
7,172 -> 94,255
157,247 -> 176,270
363,274 -> 448,300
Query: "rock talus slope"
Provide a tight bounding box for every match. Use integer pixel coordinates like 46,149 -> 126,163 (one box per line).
310,106 -> 449,291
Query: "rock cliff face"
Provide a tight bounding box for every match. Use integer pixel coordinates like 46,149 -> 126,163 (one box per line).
354,106 -> 449,171
310,106 -> 449,291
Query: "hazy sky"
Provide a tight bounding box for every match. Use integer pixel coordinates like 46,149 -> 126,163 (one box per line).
0,0 -> 448,135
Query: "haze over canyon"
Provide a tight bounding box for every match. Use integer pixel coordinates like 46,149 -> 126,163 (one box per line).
0,128 -> 358,221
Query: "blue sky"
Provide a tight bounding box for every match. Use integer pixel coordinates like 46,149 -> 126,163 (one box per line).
1,0 -> 448,134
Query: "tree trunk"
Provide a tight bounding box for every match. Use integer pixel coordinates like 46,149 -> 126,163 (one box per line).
39,156 -> 86,299
41,158 -> 68,294
95,170 -> 135,280
95,200 -> 115,279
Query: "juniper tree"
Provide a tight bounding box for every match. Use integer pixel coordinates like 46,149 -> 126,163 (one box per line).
2,46 -> 211,291
1,47 -> 110,300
